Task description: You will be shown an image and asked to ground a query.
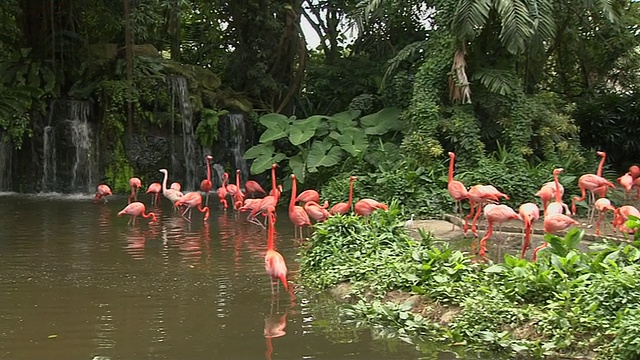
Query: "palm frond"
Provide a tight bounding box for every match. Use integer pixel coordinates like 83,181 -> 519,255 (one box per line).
382,40 -> 428,87
495,0 -> 535,55
452,0 -> 492,41
527,0 -> 555,42
471,68 -> 520,96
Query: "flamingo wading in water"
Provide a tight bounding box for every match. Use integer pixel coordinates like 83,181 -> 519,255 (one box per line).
118,202 -> 157,225
265,206 -> 288,293
128,177 -> 142,204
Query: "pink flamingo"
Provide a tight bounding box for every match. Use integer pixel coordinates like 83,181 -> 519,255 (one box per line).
146,182 -> 162,205
200,155 -> 214,206
118,201 -> 157,225
596,151 -> 607,177
304,201 -> 332,222
447,152 -> 468,225
248,164 -> 280,227
571,174 -> 615,218
465,185 -> 509,237
159,169 -> 184,207
354,198 -> 388,217
612,205 -> 640,233
174,192 -> 210,222
217,173 -> 229,209
532,214 -> 579,261
245,179 -> 267,198
265,205 -> 288,293
232,169 -> 245,211
477,204 -> 521,259
594,198 -> 615,236
545,168 -> 571,216
128,177 -> 142,204
170,182 -> 181,192
94,184 -> 112,203
518,202 -> 540,259
618,172 -> 633,200
330,176 -> 358,215
289,174 -> 312,238
629,165 -> 640,180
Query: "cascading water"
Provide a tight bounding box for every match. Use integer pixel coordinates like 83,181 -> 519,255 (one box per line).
0,133 -> 12,191
42,101 -> 57,191
68,101 -> 94,193
221,113 -> 249,183
168,76 -> 198,191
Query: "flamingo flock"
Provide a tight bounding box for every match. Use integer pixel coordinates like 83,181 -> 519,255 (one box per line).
92,154 -> 390,296
447,151 -> 640,261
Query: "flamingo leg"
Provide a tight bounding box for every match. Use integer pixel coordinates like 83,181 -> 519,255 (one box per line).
532,242 -> 548,261
464,200 -> 476,235
596,211 -> 603,235
471,203 -> 483,237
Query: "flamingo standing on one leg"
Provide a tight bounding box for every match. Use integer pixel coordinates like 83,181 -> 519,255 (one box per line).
289,174 -> 312,238
146,182 -> 161,205
94,184 -> 112,203
518,202 -> 540,259
174,192 -> 210,222
128,177 -> 142,204
265,205 -> 288,293
447,152 -> 468,229
118,201 -> 157,225
330,176 -> 358,215
594,198 -> 615,236
532,214 -> 579,261
200,155 -> 214,206
477,204 -> 521,260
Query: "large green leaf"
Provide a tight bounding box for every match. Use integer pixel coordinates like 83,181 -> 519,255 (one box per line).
451,0 -> 491,41
259,127 -> 288,143
289,153 -> 306,184
259,113 -> 290,128
250,152 -> 287,174
495,0 -> 535,55
330,109 -> 360,132
330,128 -> 369,156
307,139 -> 344,172
243,143 -> 275,160
360,107 -> 402,135
288,116 -> 324,145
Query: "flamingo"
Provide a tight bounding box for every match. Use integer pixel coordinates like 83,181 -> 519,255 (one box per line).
618,172 -> 633,200
596,151 -> 607,177
447,152 -> 468,227
594,198 -> 615,236
118,201 -> 157,225
200,155 -> 214,206
465,185 -> 509,237
265,205 -> 288,292
245,179 -> 267,198
612,205 -> 640,233
232,169 -> 245,211
170,182 -> 181,192
159,169 -> 184,206
248,164 -> 280,227
532,214 -> 579,261
174,192 -> 210,222
535,184 -> 555,213
330,176 -> 358,215
264,311 -> 287,360
94,184 -> 112,203
269,185 -> 283,198
518,202 -> 540,259
128,177 -> 142,204
289,174 -> 312,238
146,182 -> 162,205
354,198 -> 388,217
217,173 -> 229,209
296,186 -> 321,205
571,174 -> 615,219
304,201 -> 332,222
477,204 -> 521,260
545,168 -> 571,216
629,165 -> 640,180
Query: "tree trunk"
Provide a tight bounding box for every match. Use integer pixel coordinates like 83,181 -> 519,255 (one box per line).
124,0 -> 133,138
169,0 -> 181,61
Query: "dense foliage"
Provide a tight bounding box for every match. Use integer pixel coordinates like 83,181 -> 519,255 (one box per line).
300,207 -> 640,359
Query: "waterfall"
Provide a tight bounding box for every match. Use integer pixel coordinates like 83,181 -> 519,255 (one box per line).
0,134 -> 12,191
42,101 -> 57,191
222,113 -> 249,182
67,101 -> 94,193
168,76 -> 198,191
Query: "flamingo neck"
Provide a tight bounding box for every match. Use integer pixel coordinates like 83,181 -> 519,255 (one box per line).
271,167 -> 278,202
347,179 -> 355,207
448,155 -> 455,183
206,159 -> 212,181
222,174 -> 228,187
142,211 -> 157,223
553,172 -> 561,203
267,212 -> 275,250
161,171 -> 169,193
597,154 -> 606,177
289,177 -> 297,211
236,172 -> 241,192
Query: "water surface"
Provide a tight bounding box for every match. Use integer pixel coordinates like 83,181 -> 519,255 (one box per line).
0,193 -> 455,360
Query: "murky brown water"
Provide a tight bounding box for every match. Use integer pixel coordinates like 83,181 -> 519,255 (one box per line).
0,193 -> 460,360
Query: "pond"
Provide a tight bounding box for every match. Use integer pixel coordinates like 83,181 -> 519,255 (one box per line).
0,192 -> 477,360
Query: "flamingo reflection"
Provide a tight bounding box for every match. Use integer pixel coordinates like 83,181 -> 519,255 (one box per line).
264,285 -> 296,360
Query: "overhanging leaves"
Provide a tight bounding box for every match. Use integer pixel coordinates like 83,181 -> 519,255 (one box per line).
360,107 -> 402,135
